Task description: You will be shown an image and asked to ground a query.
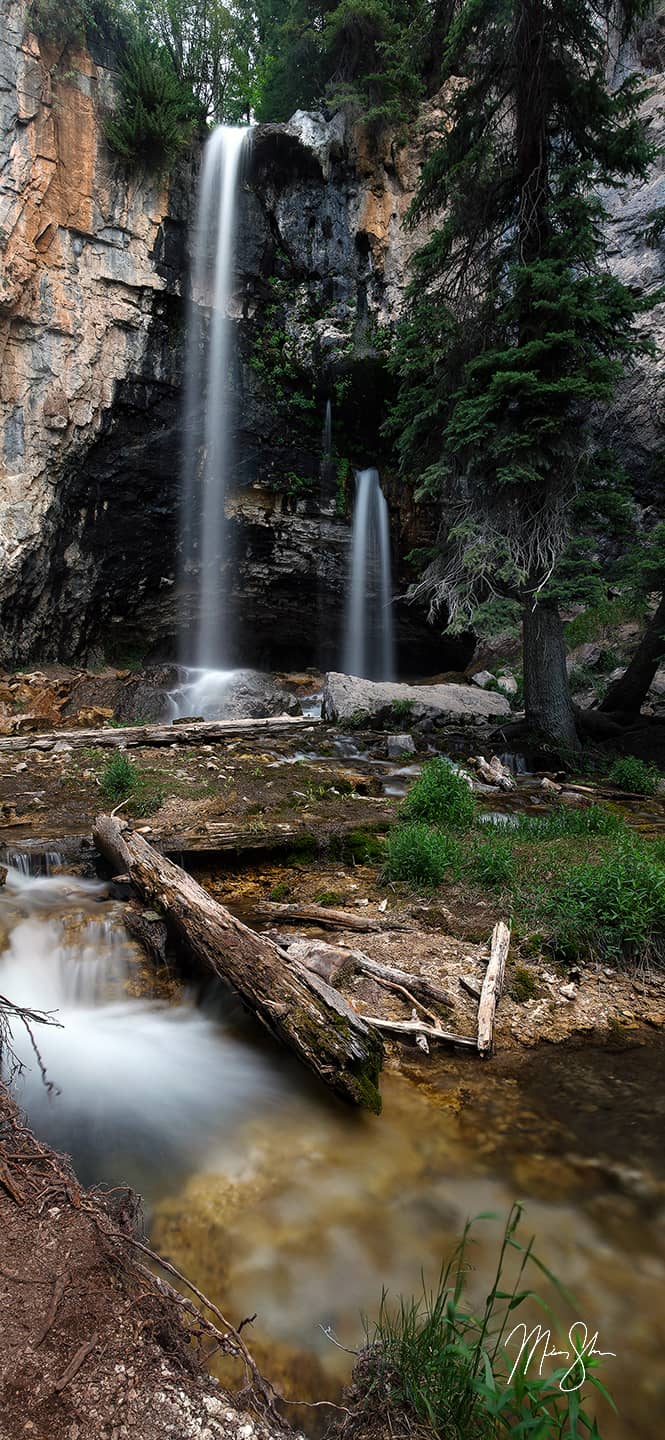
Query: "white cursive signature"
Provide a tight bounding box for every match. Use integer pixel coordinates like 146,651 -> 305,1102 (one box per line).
505,1321 -> 616,1392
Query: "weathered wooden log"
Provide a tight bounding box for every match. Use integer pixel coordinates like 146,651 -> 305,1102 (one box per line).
477,920 -> 510,1056
0,715 -> 315,755
359,1016 -> 477,1048
257,901 -> 411,933
93,814 -> 383,1112
354,954 -> 454,1008
279,937 -> 455,1008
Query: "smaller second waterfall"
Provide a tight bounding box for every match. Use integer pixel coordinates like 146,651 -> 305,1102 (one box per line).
343,468 -> 395,680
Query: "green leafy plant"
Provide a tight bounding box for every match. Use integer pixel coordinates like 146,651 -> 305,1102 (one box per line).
269,880 -> 292,901
99,751 -> 137,801
105,37 -> 195,171
608,756 -> 661,797
358,1205 -> 614,1438
27,0 -> 95,47
513,804 -> 625,842
526,840 -> 665,967
314,888 -> 343,907
466,833 -> 516,889
402,758 -> 476,830
382,823 -> 461,889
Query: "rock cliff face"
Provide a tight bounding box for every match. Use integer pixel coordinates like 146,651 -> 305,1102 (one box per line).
1,2 -> 663,671
0,7 -> 450,672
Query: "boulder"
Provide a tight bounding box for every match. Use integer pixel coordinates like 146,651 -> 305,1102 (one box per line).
321,672 -> 510,724
470,669 -> 495,689
387,733 -> 417,758
496,671 -> 518,697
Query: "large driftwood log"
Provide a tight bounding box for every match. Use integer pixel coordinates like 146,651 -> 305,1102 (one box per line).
0,715 -> 315,755
477,920 -> 510,1056
257,901 -> 411,933
93,815 -> 383,1112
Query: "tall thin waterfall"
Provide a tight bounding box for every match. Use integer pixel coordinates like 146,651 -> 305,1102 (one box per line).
181,126 -> 249,668
343,468 -> 395,680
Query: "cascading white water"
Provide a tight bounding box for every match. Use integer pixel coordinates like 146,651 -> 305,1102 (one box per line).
343,468 -> 395,680
0,867 -> 292,1189
181,125 -> 249,673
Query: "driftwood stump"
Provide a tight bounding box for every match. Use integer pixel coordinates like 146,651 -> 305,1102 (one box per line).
93,814 -> 383,1112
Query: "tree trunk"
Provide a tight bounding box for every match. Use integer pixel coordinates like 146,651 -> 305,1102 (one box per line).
93,815 -> 383,1112
599,591 -> 665,719
522,597 -> 580,750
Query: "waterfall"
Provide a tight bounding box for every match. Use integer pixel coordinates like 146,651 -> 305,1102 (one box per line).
343,468 -> 395,680
181,125 -> 249,670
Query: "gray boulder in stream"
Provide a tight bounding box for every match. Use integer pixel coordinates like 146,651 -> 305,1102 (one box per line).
321,672 -> 510,724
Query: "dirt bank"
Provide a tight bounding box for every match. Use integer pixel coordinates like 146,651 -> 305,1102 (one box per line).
0,1088 -> 294,1440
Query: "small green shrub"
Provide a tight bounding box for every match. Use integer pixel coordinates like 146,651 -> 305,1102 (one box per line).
314,889 -> 343,907
511,964 -> 538,1001
402,758 -> 476,830
466,833 -> 516,888
105,38 -> 195,172
100,751 -> 136,801
609,755 -> 661,796
269,880 -> 292,902
382,823 -> 461,889
28,0 -> 93,46
534,840 -> 665,966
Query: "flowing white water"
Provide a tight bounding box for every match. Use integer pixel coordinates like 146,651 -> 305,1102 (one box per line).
343,467 -> 395,680
0,869 -> 293,1190
181,125 -> 249,673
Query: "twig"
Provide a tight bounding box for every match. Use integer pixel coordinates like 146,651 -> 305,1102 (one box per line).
34,1272 -> 69,1346
54,1333 -> 99,1392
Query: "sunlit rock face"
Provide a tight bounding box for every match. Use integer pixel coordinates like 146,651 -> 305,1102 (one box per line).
0,0 -> 190,662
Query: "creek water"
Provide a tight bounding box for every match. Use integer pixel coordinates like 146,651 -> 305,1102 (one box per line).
1,865 -> 663,1438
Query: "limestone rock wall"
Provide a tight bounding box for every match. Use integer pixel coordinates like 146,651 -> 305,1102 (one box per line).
0,0 -> 191,662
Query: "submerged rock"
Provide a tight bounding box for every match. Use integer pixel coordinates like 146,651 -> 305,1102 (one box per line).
321,672 -> 510,724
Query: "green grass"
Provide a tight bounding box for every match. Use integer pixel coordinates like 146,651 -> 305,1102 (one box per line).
99,752 -> 137,801
402,758 -> 476,829
522,838 -> 665,966
513,802 -> 626,841
465,833 -> 516,888
382,823 -> 462,889
358,1205 -> 613,1439
608,755 -> 661,796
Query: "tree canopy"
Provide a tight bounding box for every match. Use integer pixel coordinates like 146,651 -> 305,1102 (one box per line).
388,0 -> 658,746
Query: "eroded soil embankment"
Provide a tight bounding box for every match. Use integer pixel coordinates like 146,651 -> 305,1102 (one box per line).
0,1089 -> 292,1440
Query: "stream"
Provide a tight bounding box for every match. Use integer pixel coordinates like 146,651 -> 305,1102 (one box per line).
1,863 -> 664,1438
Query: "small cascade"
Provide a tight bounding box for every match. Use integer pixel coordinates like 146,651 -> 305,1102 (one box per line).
0,870 -> 291,1188
343,468 -> 395,681
181,125 -> 249,672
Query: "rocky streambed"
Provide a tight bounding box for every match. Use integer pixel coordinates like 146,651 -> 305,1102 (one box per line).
1,669 -> 665,1440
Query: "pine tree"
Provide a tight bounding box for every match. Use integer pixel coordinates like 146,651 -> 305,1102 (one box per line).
391,0 -> 657,750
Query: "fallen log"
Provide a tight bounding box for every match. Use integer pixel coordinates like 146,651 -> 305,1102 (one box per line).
257,901 -> 411,933
355,954 -> 454,1008
477,920 -> 510,1057
279,938 -> 455,1009
93,814 -> 383,1112
0,714 -> 315,755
